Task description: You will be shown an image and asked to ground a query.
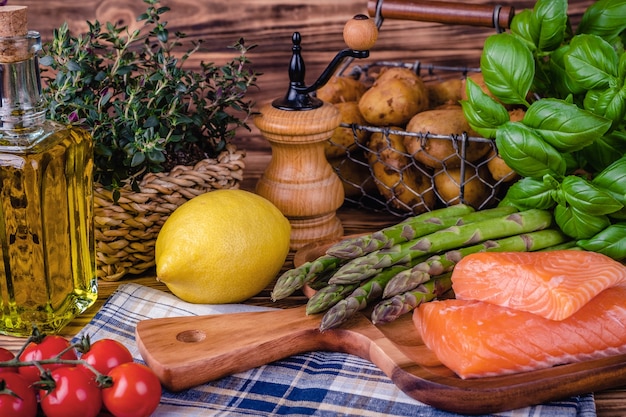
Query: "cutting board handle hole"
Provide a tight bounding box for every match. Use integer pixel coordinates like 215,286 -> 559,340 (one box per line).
176,329 -> 206,343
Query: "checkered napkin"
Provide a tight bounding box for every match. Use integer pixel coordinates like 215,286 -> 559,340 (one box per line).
74,283 -> 597,417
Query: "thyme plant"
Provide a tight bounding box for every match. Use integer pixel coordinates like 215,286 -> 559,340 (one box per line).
40,0 -> 258,192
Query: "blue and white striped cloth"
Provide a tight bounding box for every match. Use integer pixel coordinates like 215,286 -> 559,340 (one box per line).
74,283 -> 597,417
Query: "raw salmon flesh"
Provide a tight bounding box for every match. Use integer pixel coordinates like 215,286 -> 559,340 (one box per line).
451,250 -> 626,320
414,284 -> 626,379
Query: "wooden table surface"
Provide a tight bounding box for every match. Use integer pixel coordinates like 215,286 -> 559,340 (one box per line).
1,150 -> 625,416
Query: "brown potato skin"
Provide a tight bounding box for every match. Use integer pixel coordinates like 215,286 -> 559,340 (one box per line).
427,78 -> 463,108
366,128 -> 435,214
329,152 -> 379,199
404,108 -> 491,169
434,166 -> 492,208
325,101 -> 369,159
317,75 -> 366,104
486,149 -> 520,183
358,68 -> 429,126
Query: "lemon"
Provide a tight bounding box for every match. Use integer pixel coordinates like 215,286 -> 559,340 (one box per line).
155,189 -> 291,304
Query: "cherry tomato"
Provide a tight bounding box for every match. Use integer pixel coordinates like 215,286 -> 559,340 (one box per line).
18,335 -> 77,385
0,347 -> 17,374
39,367 -> 102,417
80,339 -> 133,376
0,373 -> 38,417
102,363 -> 161,417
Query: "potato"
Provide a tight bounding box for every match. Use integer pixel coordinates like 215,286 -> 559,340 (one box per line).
434,166 -> 493,208
325,101 -> 369,159
486,149 -> 520,183
366,128 -> 435,214
329,152 -> 379,199
427,78 -> 463,108
317,75 -> 366,104
404,108 -> 491,169
358,68 -> 429,126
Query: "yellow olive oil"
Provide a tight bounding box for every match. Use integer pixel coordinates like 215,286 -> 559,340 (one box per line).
0,8 -> 97,336
0,125 -> 97,336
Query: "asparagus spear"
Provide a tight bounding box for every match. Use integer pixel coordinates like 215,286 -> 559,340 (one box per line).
271,255 -> 344,301
326,204 -> 478,259
305,283 -> 359,315
329,208 -> 553,285
272,206 -> 509,300
370,273 -> 454,325
318,264 -> 412,331
308,253 -> 431,317
382,229 -> 570,298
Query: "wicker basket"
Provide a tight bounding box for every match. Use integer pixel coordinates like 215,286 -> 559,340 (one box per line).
94,143 -> 245,281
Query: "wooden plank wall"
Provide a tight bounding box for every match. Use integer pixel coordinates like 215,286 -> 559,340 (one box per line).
18,0 -> 591,153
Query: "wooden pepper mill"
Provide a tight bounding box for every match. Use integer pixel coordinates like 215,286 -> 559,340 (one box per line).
255,15 -> 378,250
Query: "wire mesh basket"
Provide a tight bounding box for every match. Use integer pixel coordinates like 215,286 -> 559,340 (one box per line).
324,1 -> 518,217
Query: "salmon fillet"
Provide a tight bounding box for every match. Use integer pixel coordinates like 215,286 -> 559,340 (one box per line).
451,250 -> 626,321
413,285 -> 626,379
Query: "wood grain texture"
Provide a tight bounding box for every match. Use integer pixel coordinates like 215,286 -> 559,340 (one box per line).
135,302 -> 626,414
19,0 -> 591,153
255,101 -> 345,247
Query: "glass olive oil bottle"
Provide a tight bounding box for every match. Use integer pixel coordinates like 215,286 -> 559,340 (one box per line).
0,5 -> 97,336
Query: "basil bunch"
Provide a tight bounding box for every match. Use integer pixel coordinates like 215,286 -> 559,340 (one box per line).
461,0 -> 626,260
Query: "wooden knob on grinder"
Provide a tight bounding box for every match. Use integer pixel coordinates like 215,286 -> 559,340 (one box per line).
343,14 -> 378,51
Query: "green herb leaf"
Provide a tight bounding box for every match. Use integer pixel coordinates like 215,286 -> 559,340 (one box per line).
554,204 -> 611,240
522,98 -> 611,152
583,86 -> 626,128
576,0 -> 626,42
501,175 -> 558,210
510,9 -> 539,51
564,34 -> 619,91
577,130 -> 626,173
480,33 -> 534,106
531,0 -> 568,52
592,156 -> 626,206
576,223 -> 626,260
495,121 -> 567,178
459,79 -> 509,139
561,175 -> 623,216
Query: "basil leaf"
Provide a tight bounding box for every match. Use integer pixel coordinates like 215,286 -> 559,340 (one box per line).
564,34 -> 619,91
576,223 -> 626,261
531,0 -> 569,52
577,0 -> 626,43
583,86 -> 626,128
495,122 -> 567,178
460,79 -> 510,139
480,33 -> 534,106
554,204 -> 611,240
578,130 -> 626,173
522,98 -> 611,152
545,45 -> 585,97
510,9 -> 539,51
503,176 -> 557,210
592,156 -> 626,204
561,175 -> 623,215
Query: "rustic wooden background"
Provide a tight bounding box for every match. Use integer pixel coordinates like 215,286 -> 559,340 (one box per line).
18,0 -> 591,153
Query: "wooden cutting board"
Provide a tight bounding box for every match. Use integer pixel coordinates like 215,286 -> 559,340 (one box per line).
136,236 -> 626,415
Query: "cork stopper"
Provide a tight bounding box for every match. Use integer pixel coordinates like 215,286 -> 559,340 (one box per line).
0,5 -> 28,37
